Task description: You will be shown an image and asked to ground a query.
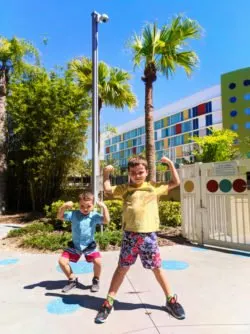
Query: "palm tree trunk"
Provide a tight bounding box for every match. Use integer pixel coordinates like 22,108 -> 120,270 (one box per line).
144,79 -> 156,181
0,74 -> 7,214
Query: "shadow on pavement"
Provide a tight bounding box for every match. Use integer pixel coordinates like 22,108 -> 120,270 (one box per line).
45,292 -> 165,312
24,280 -> 91,291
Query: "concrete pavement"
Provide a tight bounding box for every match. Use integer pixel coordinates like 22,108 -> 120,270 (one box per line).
0,227 -> 250,334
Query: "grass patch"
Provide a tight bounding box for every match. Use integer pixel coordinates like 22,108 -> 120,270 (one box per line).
21,231 -> 71,251
7,222 -> 54,238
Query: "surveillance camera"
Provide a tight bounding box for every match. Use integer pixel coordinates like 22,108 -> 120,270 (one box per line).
100,14 -> 109,23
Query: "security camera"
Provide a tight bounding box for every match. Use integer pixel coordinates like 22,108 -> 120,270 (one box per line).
100,14 -> 109,23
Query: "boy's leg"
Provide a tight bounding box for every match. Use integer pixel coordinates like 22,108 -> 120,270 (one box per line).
95,231 -> 138,323
59,249 -> 81,293
85,248 -> 102,292
140,233 -> 185,320
58,255 -> 74,280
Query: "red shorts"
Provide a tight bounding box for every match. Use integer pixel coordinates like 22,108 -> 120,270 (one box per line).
62,244 -> 101,263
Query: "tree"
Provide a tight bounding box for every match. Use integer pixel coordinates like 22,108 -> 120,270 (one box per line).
129,16 -> 202,180
192,128 -> 240,163
0,36 -> 39,213
7,68 -> 90,211
69,57 -> 137,153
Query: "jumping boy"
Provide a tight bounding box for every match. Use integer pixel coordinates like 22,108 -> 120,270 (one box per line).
95,156 -> 185,323
57,191 -> 110,293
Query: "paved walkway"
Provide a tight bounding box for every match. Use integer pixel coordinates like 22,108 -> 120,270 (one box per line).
0,225 -> 250,334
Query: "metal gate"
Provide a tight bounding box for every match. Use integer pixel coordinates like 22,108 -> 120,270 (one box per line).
180,160 -> 250,251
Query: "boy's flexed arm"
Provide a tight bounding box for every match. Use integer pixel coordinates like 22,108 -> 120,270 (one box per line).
57,201 -> 74,220
96,201 -> 110,224
160,156 -> 180,191
103,165 -> 114,195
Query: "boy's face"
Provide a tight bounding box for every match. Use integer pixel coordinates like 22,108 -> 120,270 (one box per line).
128,164 -> 148,186
79,199 -> 94,215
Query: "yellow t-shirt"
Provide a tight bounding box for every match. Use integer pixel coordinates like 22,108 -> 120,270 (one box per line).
111,181 -> 168,233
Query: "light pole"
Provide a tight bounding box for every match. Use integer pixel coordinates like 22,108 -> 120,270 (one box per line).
91,11 -> 109,202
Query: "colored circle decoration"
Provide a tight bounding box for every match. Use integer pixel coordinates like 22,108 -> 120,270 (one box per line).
244,93 -> 250,100
231,124 -> 238,131
245,108 -> 250,115
162,260 -> 189,271
219,179 -> 232,193
233,179 -> 247,193
207,180 -> 219,193
47,298 -> 80,314
230,110 -> 237,117
0,258 -> 19,265
184,180 -> 194,192
228,82 -> 236,89
243,79 -> 250,86
229,96 -> 237,103
56,261 -> 93,274
245,122 -> 250,129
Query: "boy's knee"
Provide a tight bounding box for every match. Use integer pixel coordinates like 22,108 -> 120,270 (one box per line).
58,256 -> 68,266
152,267 -> 162,275
117,265 -> 129,275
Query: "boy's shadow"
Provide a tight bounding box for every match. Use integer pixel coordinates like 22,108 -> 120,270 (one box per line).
45,292 -> 165,312
24,280 -> 91,291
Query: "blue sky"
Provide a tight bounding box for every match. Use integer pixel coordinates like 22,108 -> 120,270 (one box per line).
3,0 -> 250,129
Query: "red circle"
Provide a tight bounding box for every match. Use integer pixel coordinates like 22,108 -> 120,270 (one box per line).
233,179 -> 247,193
207,180 -> 219,192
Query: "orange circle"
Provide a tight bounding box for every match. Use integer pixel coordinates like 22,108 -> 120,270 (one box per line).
184,180 -> 194,192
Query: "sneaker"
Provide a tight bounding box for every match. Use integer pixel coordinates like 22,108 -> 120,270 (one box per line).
95,300 -> 113,323
165,295 -> 185,320
61,278 -> 78,293
91,277 -> 100,292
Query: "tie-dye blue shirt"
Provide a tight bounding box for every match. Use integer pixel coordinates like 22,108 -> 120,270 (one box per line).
63,210 -> 103,251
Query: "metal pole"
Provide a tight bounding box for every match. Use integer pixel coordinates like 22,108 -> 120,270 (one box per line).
92,11 -> 99,203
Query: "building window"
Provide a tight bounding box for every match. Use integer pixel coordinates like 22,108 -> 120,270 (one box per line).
231,124 -> 238,131
230,110 -> 237,117
161,128 -> 168,138
193,118 -> 199,129
206,101 -> 212,113
229,83 -> 236,89
243,79 -> 250,86
206,114 -> 213,126
244,93 -> 250,100
229,96 -> 237,103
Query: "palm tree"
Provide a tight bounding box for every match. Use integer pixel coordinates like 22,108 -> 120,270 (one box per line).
129,16 -> 202,180
69,57 -> 137,153
0,36 -> 39,213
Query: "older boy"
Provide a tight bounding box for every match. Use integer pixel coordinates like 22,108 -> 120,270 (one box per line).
57,191 -> 110,293
95,156 -> 185,323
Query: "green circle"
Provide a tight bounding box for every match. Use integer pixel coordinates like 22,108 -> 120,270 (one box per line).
219,179 -> 232,193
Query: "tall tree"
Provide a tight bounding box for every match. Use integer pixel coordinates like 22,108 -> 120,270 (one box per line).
69,57 -> 137,153
129,16 -> 202,180
7,68 -> 90,211
0,36 -> 39,213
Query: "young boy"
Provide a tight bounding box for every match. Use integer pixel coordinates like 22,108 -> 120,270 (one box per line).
57,191 -> 110,293
95,156 -> 185,323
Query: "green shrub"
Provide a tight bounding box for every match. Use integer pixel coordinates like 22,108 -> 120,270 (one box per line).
95,230 -> 122,250
21,232 -> 71,251
104,200 -> 122,231
159,201 -> 181,227
7,222 -> 54,238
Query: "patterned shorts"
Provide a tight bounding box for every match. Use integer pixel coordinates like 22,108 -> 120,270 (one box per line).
61,241 -> 101,263
119,231 -> 161,269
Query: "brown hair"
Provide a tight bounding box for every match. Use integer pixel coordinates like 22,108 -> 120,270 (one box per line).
78,191 -> 94,203
128,156 -> 148,170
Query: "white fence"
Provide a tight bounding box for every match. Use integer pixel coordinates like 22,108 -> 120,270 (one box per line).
180,160 -> 250,251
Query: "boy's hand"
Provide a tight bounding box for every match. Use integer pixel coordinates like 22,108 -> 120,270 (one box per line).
103,165 -> 114,175
96,201 -> 106,208
63,201 -> 74,209
160,156 -> 174,167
